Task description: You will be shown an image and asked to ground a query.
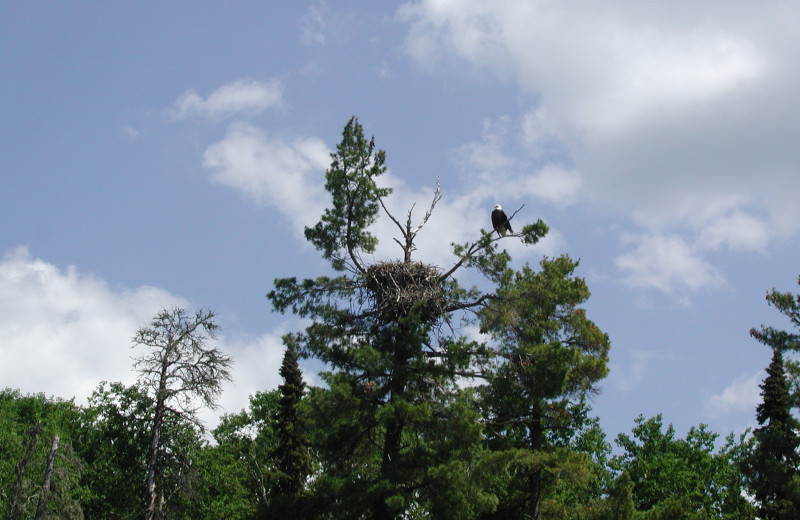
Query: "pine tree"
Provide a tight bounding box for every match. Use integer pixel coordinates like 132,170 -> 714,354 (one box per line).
477,255 -> 610,519
268,117 -> 548,519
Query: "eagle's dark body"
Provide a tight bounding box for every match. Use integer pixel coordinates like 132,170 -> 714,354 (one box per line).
491,204 -> 513,237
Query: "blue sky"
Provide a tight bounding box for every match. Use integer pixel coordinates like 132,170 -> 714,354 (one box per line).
2,1 -> 799,442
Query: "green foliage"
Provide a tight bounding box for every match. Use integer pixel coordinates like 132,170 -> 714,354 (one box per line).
0,389 -> 86,520
187,391 -> 281,520
266,344 -> 312,519
189,445 -> 257,520
742,278 -> 800,519
78,381 -> 207,520
447,219 -> 549,286
477,255 -> 611,519
77,382 -> 150,519
612,414 -> 754,518
604,471 -> 636,520
304,116 -> 391,272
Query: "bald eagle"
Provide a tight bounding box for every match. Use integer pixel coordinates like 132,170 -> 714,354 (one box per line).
491,204 -> 513,237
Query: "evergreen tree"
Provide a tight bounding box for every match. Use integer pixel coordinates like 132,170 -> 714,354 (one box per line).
744,279 -> 800,519
269,343 -> 312,518
745,348 -> 800,518
477,255 -> 611,520
268,117 -> 548,519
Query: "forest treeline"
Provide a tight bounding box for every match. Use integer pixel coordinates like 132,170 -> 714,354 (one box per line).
3,118 -> 800,520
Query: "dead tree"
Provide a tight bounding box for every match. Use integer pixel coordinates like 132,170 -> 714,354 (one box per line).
33,435 -> 59,520
133,307 -> 232,520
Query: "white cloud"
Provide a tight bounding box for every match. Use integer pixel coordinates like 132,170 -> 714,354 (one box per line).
203,122 -> 330,231
520,164 -> 582,207
615,233 -> 726,293
398,0 -> 800,274
697,210 -> 770,253
399,1 -> 764,131
520,106 -> 573,160
0,246 -> 187,403
704,371 -> 762,418
168,79 -> 283,121
450,115 -> 583,208
0,246 -> 294,431
451,116 -> 517,183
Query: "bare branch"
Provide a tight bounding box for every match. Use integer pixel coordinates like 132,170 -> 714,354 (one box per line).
133,307 -> 233,520
438,231 -> 493,282
378,193 -> 407,238
505,204 -> 524,235
379,178 -> 443,262
444,293 -> 497,313
410,178 -> 442,237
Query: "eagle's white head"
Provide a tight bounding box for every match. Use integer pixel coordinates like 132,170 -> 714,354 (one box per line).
494,204 -> 502,210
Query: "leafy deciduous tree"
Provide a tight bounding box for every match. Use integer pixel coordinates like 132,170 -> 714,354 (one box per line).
0,389 -> 85,520
613,414 -> 754,518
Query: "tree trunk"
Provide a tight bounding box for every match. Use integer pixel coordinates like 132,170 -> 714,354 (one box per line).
372,417 -> 404,520
526,409 -> 545,520
8,422 -> 42,520
526,469 -> 542,520
33,435 -> 59,520
373,353 -> 408,520
144,397 -> 164,520
145,361 -> 169,520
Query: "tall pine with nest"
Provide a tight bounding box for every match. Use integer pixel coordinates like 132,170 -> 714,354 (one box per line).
268,116 -> 552,519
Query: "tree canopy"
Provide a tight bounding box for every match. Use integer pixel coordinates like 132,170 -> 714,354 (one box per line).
3,117 -> 799,520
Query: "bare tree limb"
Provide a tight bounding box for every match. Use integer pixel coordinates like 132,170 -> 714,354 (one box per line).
33,435 -> 59,520
379,178 -> 442,262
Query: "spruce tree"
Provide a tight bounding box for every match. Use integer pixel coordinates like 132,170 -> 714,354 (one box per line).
744,279 -> 800,519
270,342 -> 312,516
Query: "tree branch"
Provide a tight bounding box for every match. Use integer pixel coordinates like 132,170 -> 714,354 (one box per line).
379,178 -> 442,263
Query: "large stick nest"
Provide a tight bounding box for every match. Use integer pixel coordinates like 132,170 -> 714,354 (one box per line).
364,261 -> 445,323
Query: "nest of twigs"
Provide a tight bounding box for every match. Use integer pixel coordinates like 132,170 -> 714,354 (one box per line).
364,261 -> 445,323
